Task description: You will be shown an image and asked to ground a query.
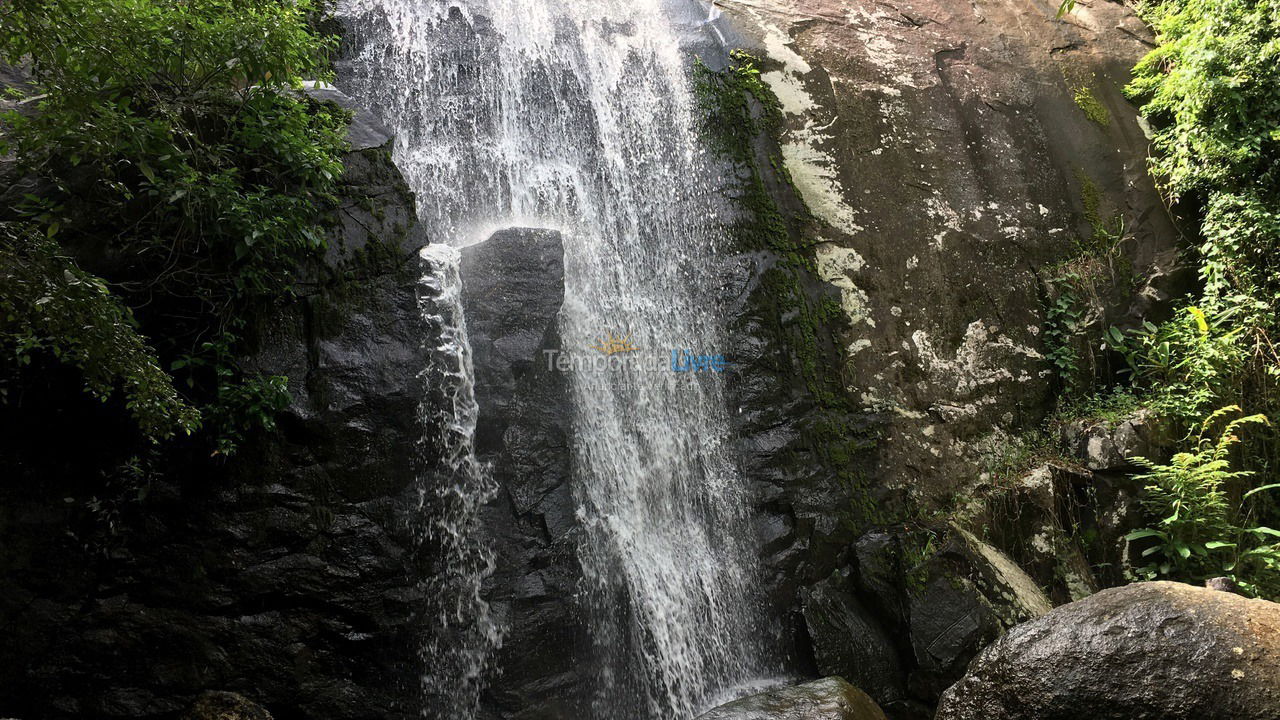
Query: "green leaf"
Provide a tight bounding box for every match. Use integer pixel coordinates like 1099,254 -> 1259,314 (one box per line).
1244,483 -> 1280,499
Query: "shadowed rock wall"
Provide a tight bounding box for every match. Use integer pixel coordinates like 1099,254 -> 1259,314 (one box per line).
0,91 -> 433,720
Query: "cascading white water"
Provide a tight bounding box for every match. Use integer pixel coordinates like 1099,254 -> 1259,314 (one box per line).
340,1 -> 782,716
414,244 -> 502,718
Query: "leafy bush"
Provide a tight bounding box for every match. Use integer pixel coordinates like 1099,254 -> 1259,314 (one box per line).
0,223 -> 198,440
1126,0 -> 1280,365
0,0 -> 346,453
1106,306 -> 1248,422
1082,0 -> 1280,594
1126,407 -> 1279,597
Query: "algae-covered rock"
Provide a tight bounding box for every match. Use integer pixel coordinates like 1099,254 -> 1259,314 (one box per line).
907,527 -> 1051,700
695,677 -> 888,720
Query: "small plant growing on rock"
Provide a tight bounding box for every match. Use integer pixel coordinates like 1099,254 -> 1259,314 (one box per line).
1126,406 -> 1279,597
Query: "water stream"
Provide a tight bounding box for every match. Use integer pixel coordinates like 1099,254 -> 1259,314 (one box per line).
339,1 -> 782,716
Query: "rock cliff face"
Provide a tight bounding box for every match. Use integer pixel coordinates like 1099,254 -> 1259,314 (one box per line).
710,0 -> 1184,713
457,228 -> 594,718
0,2 -> 1193,718
0,90 -> 433,720
721,0 -> 1179,521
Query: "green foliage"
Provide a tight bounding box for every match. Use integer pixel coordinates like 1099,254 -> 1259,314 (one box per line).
1105,307 -> 1248,422
1128,0 -> 1280,317
1081,0 -> 1280,595
1053,385 -> 1144,427
903,529 -> 939,595
1044,285 -> 1083,389
1126,407 -> 1279,597
0,223 -> 199,439
693,49 -> 783,164
0,0 -> 346,454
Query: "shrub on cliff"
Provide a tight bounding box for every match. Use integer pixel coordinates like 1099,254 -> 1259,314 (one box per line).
0,0 -> 347,453
1103,0 -> 1280,595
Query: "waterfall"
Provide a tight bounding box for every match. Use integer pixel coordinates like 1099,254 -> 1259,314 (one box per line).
415,244 -> 502,718
339,1 -> 783,717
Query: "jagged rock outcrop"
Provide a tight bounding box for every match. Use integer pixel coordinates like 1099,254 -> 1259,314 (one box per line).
1059,409 -> 1169,471
802,569 -> 906,707
800,526 -> 1053,717
0,89 -> 431,720
695,677 -> 888,720
935,582 -> 1280,720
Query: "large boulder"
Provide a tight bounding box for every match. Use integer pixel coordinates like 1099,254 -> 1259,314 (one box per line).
936,581 -> 1280,720
695,677 -> 888,720
457,227 -> 593,716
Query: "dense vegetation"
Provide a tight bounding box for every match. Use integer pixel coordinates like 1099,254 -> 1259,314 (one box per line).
0,0 -> 346,458
1093,0 -> 1280,596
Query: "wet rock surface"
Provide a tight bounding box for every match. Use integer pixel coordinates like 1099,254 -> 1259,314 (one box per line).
695,677 -> 889,720
802,569 -> 905,707
182,692 -> 273,720
935,582 -> 1280,720
906,528 -> 1051,702
0,111 -> 431,720
458,228 -> 592,718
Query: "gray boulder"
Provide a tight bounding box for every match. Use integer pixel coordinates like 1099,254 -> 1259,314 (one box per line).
1060,409 -> 1168,471
458,227 -> 593,715
935,581 -> 1280,720
695,677 -> 888,720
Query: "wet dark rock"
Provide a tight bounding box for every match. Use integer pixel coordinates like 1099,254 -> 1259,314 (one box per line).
0,109 -> 430,719
182,692 -> 272,720
907,528 -> 1051,702
935,582 -> 1280,720
695,677 -> 888,720
460,227 -> 566,456
853,531 -> 910,629
802,569 -> 905,707
458,227 -> 592,717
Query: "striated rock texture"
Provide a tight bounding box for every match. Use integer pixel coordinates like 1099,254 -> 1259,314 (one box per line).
0,89 -> 432,719
935,581 -> 1280,720
695,677 -> 888,720
182,692 -> 273,720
